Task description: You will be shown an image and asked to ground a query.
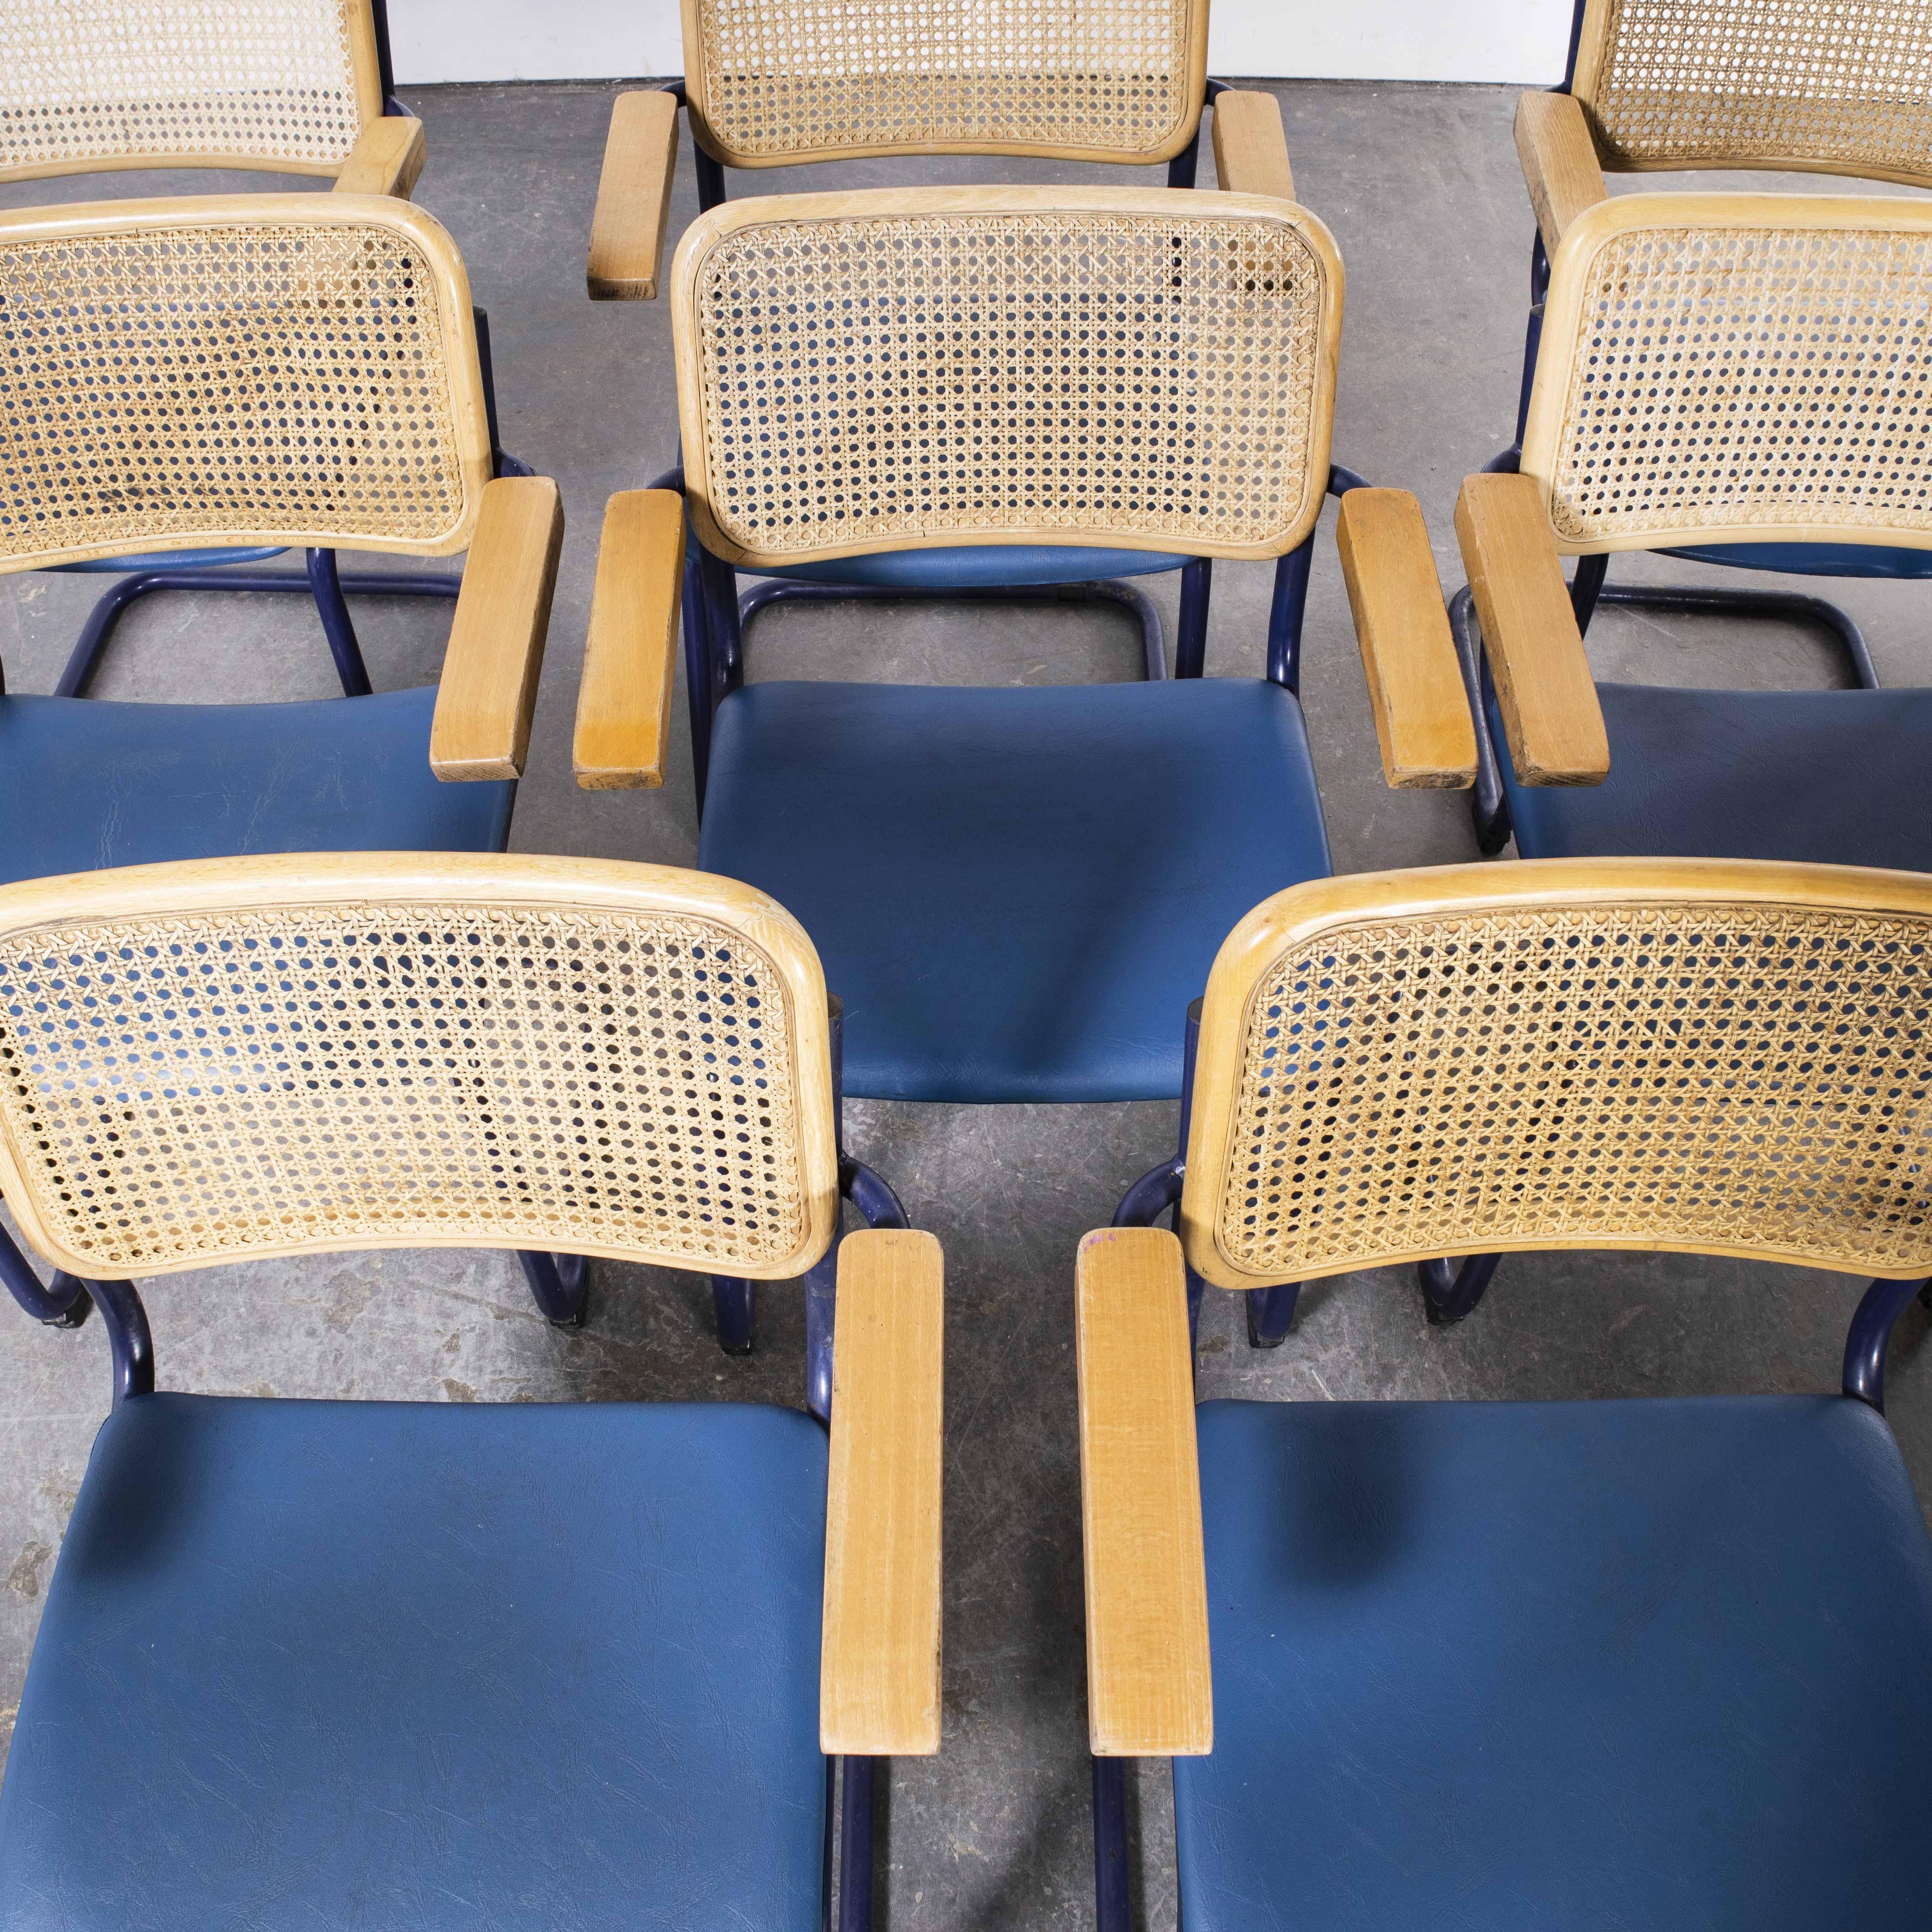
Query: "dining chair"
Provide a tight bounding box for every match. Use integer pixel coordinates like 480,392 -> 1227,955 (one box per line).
1452,191 -> 1932,869
1086,855 -> 1932,1931
584,0 -> 1293,676
569,182 -> 1473,1110
0,849 -> 940,1932
0,0 -> 426,199
1496,0 -> 1932,702
0,193 -> 576,1326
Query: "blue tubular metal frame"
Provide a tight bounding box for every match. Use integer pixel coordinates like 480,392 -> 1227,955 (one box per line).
47,308 -> 529,701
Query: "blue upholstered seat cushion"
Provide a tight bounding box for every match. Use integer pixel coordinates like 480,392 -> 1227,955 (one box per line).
1177,1396 -> 1932,1932
0,688 -> 513,885
758,544 -> 1188,589
698,678 -> 1330,1103
0,1393 -> 830,1932
1667,539 -> 1932,578
1495,683 -> 1932,868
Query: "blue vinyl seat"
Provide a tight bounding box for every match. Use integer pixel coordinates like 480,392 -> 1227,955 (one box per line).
1491,684 -> 1932,868
0,688 -> 513,886
1176,1395 -> 1932,1932
698,677 -> 1332,1102
0,1393 -> 831,1932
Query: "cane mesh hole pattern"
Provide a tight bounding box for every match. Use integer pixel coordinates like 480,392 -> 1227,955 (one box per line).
0,1 -> 364,175
1586,0 -> 1932,179
1215,902 -> 1932,1280
691,0 -> 1196,161
0,902 -> 810,1274
0,221 -> 472,562
1545,221 -> 1932,545
693,210 -> 1329,560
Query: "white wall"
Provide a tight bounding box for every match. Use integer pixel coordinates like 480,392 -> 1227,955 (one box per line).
390,1 -> 1572,88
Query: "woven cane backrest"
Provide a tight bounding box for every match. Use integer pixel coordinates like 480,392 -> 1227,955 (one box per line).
0,0 -> 382,183
672,188 -> 1342,570
680,0 -> 1208,168
1571,0 -> 1932,187
1178,859 -> 1932,1290
0,196 -> 495,571
1519,194 -> 1932,558
0,855 -> 842,1283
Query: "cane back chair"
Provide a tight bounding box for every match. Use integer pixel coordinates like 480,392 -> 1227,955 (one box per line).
0,194 -> 582,1328
585,0 -> 1293,681
1088,856 -> 1932,1932
0,0 -> 425,199
1452,192 -> 1932,872
1499,0 -> 1932,669
0,850 -> 940,1932
572,183 -> 1473,1129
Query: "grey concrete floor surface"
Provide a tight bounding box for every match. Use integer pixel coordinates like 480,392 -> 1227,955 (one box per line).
3,76 -> 1931,1931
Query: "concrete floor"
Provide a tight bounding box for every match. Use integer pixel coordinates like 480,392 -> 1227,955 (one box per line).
3,78 -> 1931,1932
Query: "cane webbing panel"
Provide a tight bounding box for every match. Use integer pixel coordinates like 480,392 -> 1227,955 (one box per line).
1529,209 -> 1932,550
0,212 -> 481,566
0,898 -> 817,1276
1201,897 -> 1932,1282
685,0 -> 1201,164
0,1 -> 367,178
681,199 -> 1337,565
1578,0 -> 1932,183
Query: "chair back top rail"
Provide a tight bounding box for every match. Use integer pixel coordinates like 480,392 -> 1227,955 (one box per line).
0,0 -> 385,182
0,853 -> 842,1283
1179,857 -> 1932,1290
671,186 -> 1344,571
0,195 -> 496,570
679,0 -> 1209,169
1521,193 -> 1932,557
1570,0 -> 1932,188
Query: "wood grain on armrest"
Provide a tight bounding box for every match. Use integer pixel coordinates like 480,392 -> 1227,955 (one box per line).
1337,487 -> 1476,789
573,489 -> 686,789
1455,472 -> 1609,786
1077,1227 -> 1211,1757
1515,91 -> 1608,258
822,1228 -> 945,1757
1211,90 -> 1294,201
588,91 -> 680,300
429,476 -> 564,781
333,116 -> 427,199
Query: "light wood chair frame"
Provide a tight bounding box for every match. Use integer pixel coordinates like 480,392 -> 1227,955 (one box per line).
584,5 -> 1297,682
1090,854 -> 1932,1932
0,854 -> 939,1932
0,0 -> 426,199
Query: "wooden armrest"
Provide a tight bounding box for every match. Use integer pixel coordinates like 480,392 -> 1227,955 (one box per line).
1515,91 -> 1607,259
429,476 -> 565,781
588,90 -> 681,301
1454,473 -> 1609,786
1076,1228 -> 1210,1757
333,116 -> 427,199
822,1228 -> 945,1758
1336,487 -> 1476,789
1212,89 -> 1294,201
573,490 -> 686,789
